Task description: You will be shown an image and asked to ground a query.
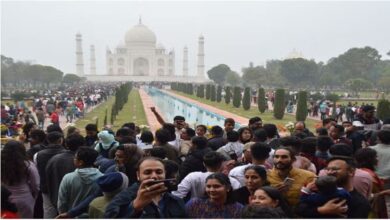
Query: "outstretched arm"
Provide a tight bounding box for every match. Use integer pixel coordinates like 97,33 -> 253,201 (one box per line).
150,107 -> 166,125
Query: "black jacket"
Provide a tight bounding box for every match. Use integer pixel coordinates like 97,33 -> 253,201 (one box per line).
26,143 -> 46,160
296,189 -> 370,218
207,136 -> 226,151
36,144 -> 65,193
45,150 -> 76,206
179,147 -> 212,181
104,182 -> 186,218
232,186 -> 251,205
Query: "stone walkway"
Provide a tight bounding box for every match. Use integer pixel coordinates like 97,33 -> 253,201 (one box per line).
138,88 -> 164,133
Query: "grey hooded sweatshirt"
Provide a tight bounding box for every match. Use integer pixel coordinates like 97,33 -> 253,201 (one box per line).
57,168 -> 103,214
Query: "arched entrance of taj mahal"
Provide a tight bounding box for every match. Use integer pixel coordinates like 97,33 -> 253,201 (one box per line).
133,57 -> 149,76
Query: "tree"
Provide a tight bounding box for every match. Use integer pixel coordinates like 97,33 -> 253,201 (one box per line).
224,86 -> 231,104
257,88 -> 266,113
242,87 -> 251,110
206,84 -> 211,100
216,85 -> 222,102
345,78 -> 372,96
242,63 -> 264,87
103,109 -> 108,126
210,85 -> 216,101
377,99 -> 390,121
186,83 -> 193,95
296,91 -> 308,121
378,76 -> 390,93
280,58 -> 319,87
225,71 -> 241,86
63,73 -> 81,85
273,89 -> 285,119
207,64 -> 231,85
197,84 -> 205,98
233,87 -> 242,108
324,46 -> 381,85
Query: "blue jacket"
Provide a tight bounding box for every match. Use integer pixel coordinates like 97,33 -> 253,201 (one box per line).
104,182 -> 187,218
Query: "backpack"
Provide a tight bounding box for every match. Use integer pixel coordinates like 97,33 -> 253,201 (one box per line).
99,142 -> 116,158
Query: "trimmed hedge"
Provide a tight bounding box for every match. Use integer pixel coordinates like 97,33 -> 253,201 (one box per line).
216,85 -> 222,102
273,89 -> 285,119
210,85 -> 216,101
296,91 -> 308,121
377,99 -> 390,121
206,84 -> 211,100
242,87 -> 251,110
233,86 -> 242,108
198,84 -> 205,98
225,86 -> 231,104
257,87 -> 266,113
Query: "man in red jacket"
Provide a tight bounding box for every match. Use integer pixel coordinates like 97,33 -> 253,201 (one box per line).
51,110 -> 59,126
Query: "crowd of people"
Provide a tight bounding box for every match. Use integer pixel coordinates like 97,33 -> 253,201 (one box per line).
1,85 -> 390,219
1,82 -> 118,140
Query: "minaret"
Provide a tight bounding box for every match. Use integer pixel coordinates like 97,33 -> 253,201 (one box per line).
90,45 -> 96,75
75,33 -> 84,76
197,35 -> 205,79
183,46 -> 188,77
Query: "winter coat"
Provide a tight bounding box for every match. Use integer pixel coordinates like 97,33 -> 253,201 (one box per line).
57,168 -> 103,214
179,147 -> 212,181
104,182 -> 186,218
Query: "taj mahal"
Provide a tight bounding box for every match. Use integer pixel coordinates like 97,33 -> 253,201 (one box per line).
76,19 -> 207,83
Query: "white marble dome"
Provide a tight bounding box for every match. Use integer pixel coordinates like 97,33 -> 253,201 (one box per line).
125,23 -> 156,46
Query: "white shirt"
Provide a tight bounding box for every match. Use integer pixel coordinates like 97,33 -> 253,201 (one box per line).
217,142 -> 244,160
172,171 -> 240,199
228,164 -> 252,187
229,163 -> 268,187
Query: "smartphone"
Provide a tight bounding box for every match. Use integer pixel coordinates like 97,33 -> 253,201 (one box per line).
283,177 -> 294,186
147,178 -> 177,186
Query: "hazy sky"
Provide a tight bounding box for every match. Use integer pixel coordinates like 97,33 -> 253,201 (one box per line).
2,1 -> 390,76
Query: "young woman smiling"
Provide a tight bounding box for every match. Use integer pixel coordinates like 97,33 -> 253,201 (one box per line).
185,173 -> 243,218
250,186 -> 293,218
232,165 -> 268,205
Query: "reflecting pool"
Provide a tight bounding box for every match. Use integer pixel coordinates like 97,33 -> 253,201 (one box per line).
146,87 -> 241,129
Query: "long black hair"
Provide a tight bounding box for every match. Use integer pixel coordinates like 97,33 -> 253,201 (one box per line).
256,186 -> 293,218
205,173 -> 235,204
1,140 -> 29,185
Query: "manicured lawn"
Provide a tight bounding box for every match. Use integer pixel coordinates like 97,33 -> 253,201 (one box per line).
111,89 -> 148,131
75,96 -> 115,135
75,89 -> 148,135
171,91 -> 321,132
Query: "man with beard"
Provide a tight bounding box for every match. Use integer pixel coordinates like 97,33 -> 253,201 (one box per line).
248,117 -> 263,132
355,105 -> 381,131
296,156 -> 370,218
267,147 -> 316,207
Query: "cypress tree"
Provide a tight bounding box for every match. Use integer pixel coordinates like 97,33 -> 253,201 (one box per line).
95,117 -> 99,129
242,87 -> 251,110
216,85 -> 222,102
103,108 -> 108,126
377,99 -> 390,121
210,85 -> 216,101
296,91 -> 308,121
225,86 -> 231,104
257,87 -> 266,113
273,89 -> 285,119
199,84 -> 205,98
206,84 -> 211,100
233,86 -> 242,108
187,84 -> 193,95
